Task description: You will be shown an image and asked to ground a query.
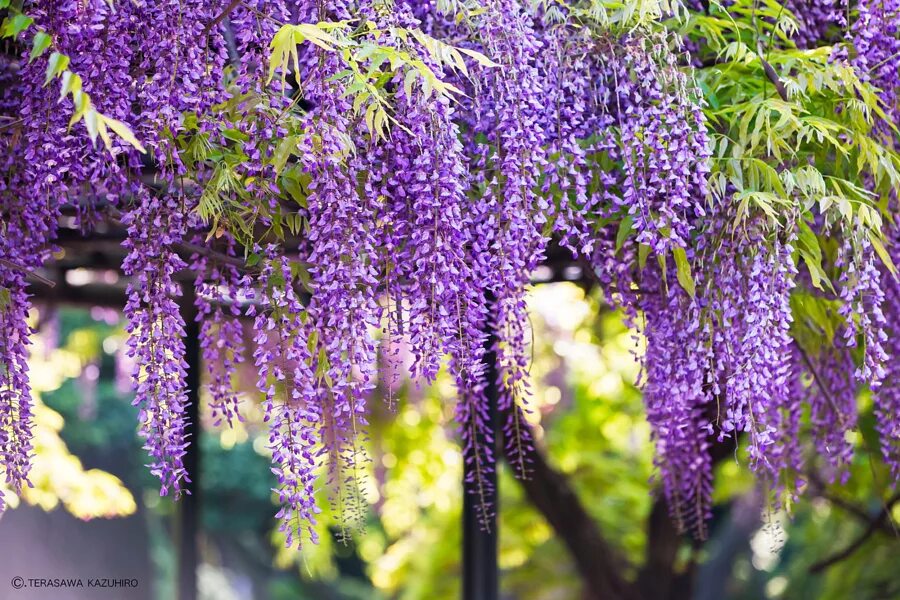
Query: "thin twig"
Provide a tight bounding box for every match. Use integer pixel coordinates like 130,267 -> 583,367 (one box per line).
201,0 -> 242,38
809,493 -> 900,573
175,239 -> 249,270
750,0 -> 789,101
103,207 -> 252,270
807,470 -> 898,534
0,259 -> 56,288
795,345 -> 850,429
759,58 -> 789,102
0,118 -> 24,132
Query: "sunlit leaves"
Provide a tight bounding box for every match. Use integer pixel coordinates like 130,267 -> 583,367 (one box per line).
693,0 -> 900,280
267,22 -> 348,85
43,51 -> 69,83
0,12 -> 33,39
565,0 -> 689,29
405,27 -> 499,76
65,85 -> 146,154
28,31 -> 50,62
266,20 -> 487,141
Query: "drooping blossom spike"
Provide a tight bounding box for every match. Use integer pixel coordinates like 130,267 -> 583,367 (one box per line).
539,18 -> 596,255
122,193 -> 192,498
363,11 -> 484,385
784,0 -> 847,48
837,236 -> 889,388
851,0 -> 900,127
251,252 -> 321,548
715,239 -> 797,481
300,53 -> 379,532
805,349 -> 859,484
640,269 -> 713,538
613,35 -> 711,254
0,268 -> 35,501
192,238 -> 248,428
467,0 -> 550,481
873,224 -> 900,480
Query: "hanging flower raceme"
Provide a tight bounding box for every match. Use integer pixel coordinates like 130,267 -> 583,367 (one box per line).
466,0 -> 550,481
360,7 -> 485,386
130,0 -> 229,161
846,0 -> 900,485
122,193 -> 192,498
804,348 -> 859,484
192,239 -> 248,428
0,4 -> 93,502
640,268 -> 714,538
784,0 -> 847,48
250,252 -> 321,548
851,0 -> 900,128
612,35 -> 711,254
296,52 -> 380,531
539,19 -> 595,255
875,226 -> 900,480
712,235 -> 799,486
0,266 -> 35,510
837,236 -> 889,388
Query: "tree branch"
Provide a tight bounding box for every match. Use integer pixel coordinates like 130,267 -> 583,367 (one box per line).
809,493 -> 900,573
806,470 -> 899,535
498,404 -> 639,600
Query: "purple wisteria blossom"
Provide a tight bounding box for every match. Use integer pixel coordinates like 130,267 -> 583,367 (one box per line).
837,237 -> 889,388
122,193 -> 192,498
2,0 -> 900,543
192,238 -> 248,428
251,253 -> 321,548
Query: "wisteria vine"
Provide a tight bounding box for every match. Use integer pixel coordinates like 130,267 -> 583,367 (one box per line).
2,0 -> 900,545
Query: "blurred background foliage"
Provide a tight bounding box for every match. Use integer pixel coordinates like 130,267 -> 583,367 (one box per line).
1,284 -> 898,599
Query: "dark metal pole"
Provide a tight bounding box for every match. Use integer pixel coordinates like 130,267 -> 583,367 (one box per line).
463,319 -> 499,600
178,291 -> 200,600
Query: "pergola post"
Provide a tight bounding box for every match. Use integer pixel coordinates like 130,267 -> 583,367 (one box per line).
462,320 -> 499,600
178,290 -> 201,600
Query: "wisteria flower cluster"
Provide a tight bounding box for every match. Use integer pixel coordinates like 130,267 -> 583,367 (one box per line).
1,0 -> 900,545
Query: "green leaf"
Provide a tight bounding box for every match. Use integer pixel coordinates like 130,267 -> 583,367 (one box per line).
615,215 -> 634,254
58,71 -> 82,101
457,47 -> 500,68
294,261 -> 313,292
271,135 -> 298,176
281,170 -> 309,208
869,234 -> 897,276
67,90 -> 90,130
672,247 -> 696,299
2,13 -> 34,39
44,52 -> 70,86
103,116 -> 147,153
638,243 -> 650,271
698,79 -> 720,110
222,128 -> 249,143
800,248 -> 832,293
96,115 -> 112,150
83,108 -> 100,144
29,31 -> 51,62
797,221 -> 821,260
